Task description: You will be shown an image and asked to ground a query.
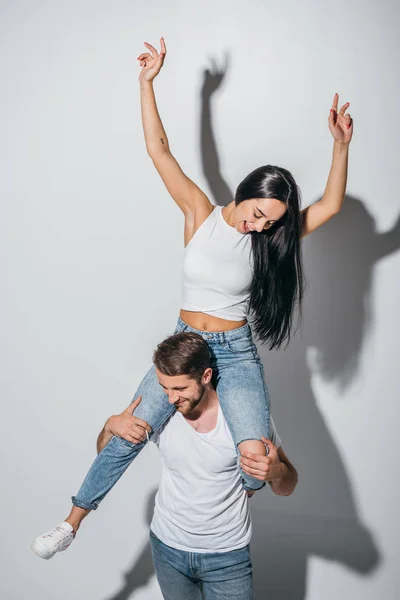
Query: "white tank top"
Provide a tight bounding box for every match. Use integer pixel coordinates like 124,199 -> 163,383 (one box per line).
181,206 -> 253,321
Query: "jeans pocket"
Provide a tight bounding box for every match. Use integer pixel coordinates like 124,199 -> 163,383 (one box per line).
225,337 -> 257,358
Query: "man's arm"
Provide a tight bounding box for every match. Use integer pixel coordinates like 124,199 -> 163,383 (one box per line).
97,424 -> 114,454
96,396 -> 152,454
240,437 -> 298,497
268,446 -> 298,496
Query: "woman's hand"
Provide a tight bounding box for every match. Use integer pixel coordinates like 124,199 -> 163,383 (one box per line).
137,37 -> 166,83
105,396 -> 152,444
328,93 -> 353,144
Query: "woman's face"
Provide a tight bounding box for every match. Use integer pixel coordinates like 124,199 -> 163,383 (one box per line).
233,198 -> 287,234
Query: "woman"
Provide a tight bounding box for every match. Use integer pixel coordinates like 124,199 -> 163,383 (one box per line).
31,37 -> 353,559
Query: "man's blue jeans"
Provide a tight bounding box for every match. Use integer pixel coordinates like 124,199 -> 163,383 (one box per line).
149,530 -> 253,600
72,317 -> 270,509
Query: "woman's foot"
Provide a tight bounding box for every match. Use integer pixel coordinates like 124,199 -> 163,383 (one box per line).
31,522 -> 75,559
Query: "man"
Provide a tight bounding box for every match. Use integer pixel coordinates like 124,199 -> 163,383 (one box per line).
110,332 -> 298,598
32,332 -> 297,598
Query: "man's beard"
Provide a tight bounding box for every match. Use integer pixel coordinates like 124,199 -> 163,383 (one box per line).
174,383 -> 206,414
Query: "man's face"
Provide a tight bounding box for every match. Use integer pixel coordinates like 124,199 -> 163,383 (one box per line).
155,368 -> 210,415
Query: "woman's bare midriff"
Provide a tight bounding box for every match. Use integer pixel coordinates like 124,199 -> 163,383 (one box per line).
180,309 -> 247,332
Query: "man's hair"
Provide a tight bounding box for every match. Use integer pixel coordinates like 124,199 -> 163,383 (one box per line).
153,332 -> 211,383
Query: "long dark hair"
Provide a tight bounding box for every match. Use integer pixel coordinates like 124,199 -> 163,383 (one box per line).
235,165 -> 304,349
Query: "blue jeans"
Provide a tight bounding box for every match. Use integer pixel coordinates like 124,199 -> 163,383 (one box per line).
149,530 -> 253,600
72,317 -> 270,509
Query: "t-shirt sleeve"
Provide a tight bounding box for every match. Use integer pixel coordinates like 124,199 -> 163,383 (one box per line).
269,416 -> 282,449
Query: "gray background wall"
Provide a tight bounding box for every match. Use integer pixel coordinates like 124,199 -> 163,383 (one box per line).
1,0 -> 399,598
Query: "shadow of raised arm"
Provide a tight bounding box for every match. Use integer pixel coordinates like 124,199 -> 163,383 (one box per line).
200,55 -> 233,207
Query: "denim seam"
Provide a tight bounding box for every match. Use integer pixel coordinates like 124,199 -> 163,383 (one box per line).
117,436 -> 148,449
243,481 -> 266,492
237,436 -> 268,447
71,496 -> 99,511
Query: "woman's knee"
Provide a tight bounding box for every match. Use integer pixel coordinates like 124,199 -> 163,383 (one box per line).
238,439 -> 267,492
238,439 -> 267,457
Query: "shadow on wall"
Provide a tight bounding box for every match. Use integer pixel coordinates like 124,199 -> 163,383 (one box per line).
251,197 -> 399,598
105,60 -> 400,599
104,489 -> 157,600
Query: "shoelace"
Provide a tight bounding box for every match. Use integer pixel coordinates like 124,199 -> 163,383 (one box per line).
43,526 -> 71,547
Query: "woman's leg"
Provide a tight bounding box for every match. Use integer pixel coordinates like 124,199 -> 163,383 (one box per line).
213,334 -> 270,492
31,365 -> 176,558
71,364 -> 175,513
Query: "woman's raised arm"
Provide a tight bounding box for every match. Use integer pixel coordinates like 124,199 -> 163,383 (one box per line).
138,38 -> 212,220
301,93 -> 353,238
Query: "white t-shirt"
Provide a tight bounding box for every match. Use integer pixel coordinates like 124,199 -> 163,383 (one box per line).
150,405 -> 281,553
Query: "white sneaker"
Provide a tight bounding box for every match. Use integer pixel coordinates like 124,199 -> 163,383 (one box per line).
31,522 -> 74,559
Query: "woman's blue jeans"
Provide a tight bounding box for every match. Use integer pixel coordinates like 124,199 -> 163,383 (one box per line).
72,317 -> 270,509
149,530 -> 253,600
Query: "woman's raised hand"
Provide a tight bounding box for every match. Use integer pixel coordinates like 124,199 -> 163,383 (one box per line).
137,37 -> 166,83
328,93 -> 353,144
